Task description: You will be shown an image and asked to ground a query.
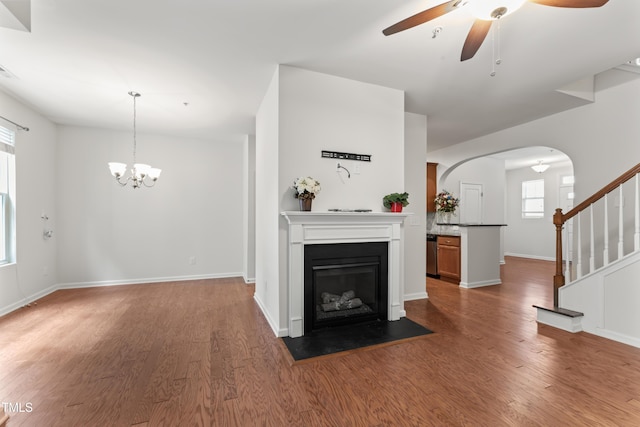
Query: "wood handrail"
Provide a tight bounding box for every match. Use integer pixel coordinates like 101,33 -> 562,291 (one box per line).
553,161 -> 640,307
562,162 -> 640,222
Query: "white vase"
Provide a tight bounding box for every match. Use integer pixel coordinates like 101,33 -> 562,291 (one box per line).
438,211 -> 453,224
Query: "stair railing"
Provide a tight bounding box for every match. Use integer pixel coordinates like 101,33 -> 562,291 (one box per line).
553,162 -> 640,307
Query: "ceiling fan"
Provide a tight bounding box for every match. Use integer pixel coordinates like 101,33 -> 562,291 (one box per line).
383,0 -> 610,61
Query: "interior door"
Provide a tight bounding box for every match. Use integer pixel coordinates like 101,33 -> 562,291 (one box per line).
460,182 -> 483,224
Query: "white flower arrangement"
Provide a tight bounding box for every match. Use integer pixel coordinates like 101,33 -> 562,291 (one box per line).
293,176 -> 321,200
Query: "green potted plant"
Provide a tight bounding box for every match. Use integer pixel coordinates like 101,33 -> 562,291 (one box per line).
382,192 -> 409,212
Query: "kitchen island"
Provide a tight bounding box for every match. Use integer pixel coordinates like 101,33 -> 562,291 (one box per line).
430,223 -> 505,288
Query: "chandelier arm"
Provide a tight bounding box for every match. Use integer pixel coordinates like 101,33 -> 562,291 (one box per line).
114,175 -> 131,186
142,177 -> 158,187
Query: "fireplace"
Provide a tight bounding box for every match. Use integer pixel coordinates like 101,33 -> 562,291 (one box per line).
281,211 -> 410,338
304,242 -> 388,333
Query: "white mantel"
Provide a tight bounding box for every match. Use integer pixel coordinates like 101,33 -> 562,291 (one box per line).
281,211 -> 411,337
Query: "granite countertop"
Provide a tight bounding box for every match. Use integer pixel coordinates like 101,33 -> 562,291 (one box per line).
428,223 -> 506,237
428,225 -> 461,236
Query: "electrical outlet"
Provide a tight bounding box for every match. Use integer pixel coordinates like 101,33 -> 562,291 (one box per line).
188,256 -> 197,265
354,164 -> 361,174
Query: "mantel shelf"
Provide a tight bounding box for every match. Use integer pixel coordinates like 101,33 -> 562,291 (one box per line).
281,211 -> 412,224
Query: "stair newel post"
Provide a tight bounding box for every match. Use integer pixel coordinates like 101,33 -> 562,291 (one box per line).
553,208 -> 565,308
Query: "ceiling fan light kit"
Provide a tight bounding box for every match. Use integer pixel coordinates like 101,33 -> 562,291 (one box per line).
466,0 -> 528,20
382,0 -> 610,63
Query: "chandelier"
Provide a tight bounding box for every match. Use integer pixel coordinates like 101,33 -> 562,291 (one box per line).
107,91 -> 161,188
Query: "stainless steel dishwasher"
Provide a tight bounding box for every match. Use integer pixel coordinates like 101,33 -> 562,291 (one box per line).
426,234 -> 439,278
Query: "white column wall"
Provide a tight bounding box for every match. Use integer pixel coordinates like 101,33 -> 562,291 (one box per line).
404,112 -> 428,300
256,65 -> 407,336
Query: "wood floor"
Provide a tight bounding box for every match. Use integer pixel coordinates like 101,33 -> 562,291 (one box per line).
2,256 -> 640,426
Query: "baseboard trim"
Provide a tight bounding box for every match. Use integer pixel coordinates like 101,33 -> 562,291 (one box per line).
460,279 -> 501,289
504,253 -> 555,262
0,283 -> 58,318
404,291 -> 428,301
57,272 -> 243,289
0,273 -> 243,318
253,293 -> 286,337
593,327 -> 640,349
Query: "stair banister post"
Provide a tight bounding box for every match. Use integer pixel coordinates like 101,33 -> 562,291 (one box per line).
553,208 -> 565,308
618,185 -> 625,260
635,173 -> 640,251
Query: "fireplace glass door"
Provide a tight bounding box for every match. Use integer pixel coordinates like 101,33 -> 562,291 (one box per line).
304,242 -> 388,333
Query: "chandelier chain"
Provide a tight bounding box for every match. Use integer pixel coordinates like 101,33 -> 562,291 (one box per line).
131,91 -> 138,164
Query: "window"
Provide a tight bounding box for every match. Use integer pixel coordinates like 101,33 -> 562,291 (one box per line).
0,125 -> 16,265
522,179 -> 544,219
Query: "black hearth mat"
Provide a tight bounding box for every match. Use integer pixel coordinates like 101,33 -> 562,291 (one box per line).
282,318 -> 433,361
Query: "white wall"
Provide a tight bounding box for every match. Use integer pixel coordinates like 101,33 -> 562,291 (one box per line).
429,70 -> 640,206
277,66 -> 405,212
404,112 -> 428,301
242,134 -> 256,283
504,162 -> 574,260
55,126 -> 245,286
254,68 -> 282,334
0,92 -> 58,316
440,157 -> 506,224
256,65 -> 407,336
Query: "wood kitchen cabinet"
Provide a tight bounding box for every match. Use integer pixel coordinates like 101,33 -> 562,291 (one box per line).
437,235 -> 460,283
426,162 -> 437,212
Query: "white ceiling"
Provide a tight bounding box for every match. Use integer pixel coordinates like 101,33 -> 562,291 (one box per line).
487,146 -> 571,170
0,0 -> 638,151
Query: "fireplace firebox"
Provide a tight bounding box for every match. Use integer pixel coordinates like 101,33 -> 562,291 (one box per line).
304,242 -> 388,333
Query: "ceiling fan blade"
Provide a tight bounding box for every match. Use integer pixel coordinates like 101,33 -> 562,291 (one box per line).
460,19 -> 493,61
528,0 -> 609,7
383,0 -> 461,36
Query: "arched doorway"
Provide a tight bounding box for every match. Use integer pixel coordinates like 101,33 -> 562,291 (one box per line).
432,146 -> 573,262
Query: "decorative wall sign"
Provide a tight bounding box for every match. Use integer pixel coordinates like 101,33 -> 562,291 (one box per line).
321,150 -> 371,162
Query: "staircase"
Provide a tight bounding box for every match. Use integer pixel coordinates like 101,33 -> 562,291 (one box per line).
535,163 -> 640,349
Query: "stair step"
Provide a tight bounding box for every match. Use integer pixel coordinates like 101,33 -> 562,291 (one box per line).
532,305 -> 583,318
533,305 -> 583,333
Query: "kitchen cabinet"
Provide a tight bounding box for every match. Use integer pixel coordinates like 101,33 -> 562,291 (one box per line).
426,162 -> 437,212
437,235 -> 460,283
